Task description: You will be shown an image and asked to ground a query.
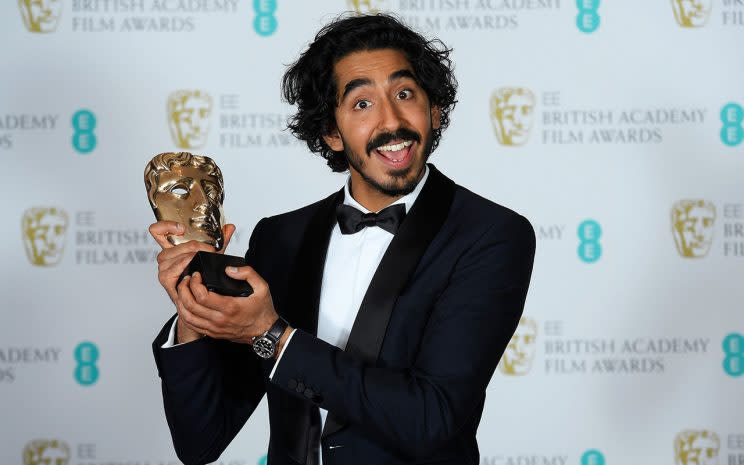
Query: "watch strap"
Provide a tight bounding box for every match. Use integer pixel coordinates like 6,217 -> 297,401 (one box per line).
266,316 -> 289,343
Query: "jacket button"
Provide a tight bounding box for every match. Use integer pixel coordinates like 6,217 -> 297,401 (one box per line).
303,387 -> 314,398
287,379 -> 297,390
296,382 -> 305,393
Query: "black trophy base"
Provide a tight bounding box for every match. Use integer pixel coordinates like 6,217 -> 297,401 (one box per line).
178,251 -> 254,297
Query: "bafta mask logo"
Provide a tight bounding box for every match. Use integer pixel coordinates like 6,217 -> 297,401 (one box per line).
145,152 -> 225,249
18,0 -> 63,33
672,200 -> 716,258
490,87 -> 535,147
22,207 -> 69,267
347,0 -> 385,14
674,430 -> 720,465
671,0 -> 712,28
499,316 -> 537,375
167,90 -> 213,150
23,440 -> 71,465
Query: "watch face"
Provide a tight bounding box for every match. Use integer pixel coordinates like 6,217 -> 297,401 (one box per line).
253,337 -> 275,359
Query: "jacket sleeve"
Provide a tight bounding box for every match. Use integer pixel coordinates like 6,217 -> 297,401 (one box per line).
152,219 -> 269,465
270,214 -> 536,458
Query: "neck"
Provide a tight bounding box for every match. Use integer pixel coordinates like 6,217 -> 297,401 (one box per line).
348,167 -> 425,212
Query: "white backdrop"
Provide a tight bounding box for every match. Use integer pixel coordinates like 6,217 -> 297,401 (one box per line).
2,1 -> 743,465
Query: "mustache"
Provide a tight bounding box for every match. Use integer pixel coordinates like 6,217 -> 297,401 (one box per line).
366,128 -> 421,154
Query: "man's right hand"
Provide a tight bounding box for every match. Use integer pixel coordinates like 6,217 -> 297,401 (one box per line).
149,221 -> 236,343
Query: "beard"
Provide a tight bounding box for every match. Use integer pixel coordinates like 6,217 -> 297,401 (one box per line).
342,126 -> 435,197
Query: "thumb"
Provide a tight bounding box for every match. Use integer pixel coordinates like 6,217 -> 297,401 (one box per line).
225,265 -> 266,291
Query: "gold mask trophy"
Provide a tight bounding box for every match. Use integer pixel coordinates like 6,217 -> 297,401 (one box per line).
145,152 -> 252,297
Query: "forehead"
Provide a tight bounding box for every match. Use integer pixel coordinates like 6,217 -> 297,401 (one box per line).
156,165 -> 216,182
334,49 -> 413,86
506,94 -> 533,106
181,97 -> 210,109
38,215 -> 66,226
690,436 -> 716,447
688,206 -> 714,217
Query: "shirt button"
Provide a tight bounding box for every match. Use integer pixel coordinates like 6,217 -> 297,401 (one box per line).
296,382 -> 305,393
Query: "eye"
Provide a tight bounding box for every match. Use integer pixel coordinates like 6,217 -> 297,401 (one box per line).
353,99 -> 372,110
170,185 -> 189,196
397,89 -> 413,100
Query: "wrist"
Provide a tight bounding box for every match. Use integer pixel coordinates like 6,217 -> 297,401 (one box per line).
176,318 -> 203,344
274,325 -> 293,360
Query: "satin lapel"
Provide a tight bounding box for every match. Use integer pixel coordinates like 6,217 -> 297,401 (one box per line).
322,164 -> 456,439
286,188 -> 344,335
283,188 -> 342,465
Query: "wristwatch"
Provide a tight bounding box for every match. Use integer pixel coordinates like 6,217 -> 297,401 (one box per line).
252,316 -> 289,359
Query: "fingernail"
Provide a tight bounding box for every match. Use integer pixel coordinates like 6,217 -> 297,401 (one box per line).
192,272 -> 199,278
227,266 -> 238,274
176,223 -> 184,232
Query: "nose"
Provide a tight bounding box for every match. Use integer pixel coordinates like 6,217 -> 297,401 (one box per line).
190,182 -> 209,212
377,96 -> 404,133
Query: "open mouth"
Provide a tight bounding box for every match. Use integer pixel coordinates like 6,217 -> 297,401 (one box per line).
373,139 -> 414,168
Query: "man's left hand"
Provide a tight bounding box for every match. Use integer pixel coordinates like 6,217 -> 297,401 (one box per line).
176,266 -> 278,345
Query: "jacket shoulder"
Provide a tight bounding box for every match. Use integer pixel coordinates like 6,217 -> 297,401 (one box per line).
451,185 -> 534,237
258,190 -> 340,233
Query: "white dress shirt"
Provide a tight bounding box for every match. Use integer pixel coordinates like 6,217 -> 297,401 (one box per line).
163,166 -> 430,458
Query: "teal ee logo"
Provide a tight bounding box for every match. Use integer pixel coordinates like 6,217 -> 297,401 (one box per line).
581,450 -> 605,465
71,109 -> 97,154
74,341 -> 99,386
578,219 -> 602,263
253,0 -> 277,37
720,103 -> 743,147
257,455 -> 267,465
576,0 -> 600,33
722,333 -> 744,377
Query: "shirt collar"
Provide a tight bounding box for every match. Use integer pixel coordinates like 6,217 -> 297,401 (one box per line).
343,165 -> 430,214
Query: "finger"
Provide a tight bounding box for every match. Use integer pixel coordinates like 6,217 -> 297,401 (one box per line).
176,299 -> 217,337
189,271 -> 239,314
188,271 -> 214,305
149,221 -> 185,249
177,274 -> 224,323
158,240 -> 216,263
219,224 -> 237,253
159,255 -> 196,297
225,265 -> 267,293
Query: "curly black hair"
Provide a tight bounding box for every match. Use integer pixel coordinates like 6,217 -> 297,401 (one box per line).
281,13 -> 458,172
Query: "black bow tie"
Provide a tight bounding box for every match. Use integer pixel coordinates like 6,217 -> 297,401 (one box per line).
336,203 -> 407,235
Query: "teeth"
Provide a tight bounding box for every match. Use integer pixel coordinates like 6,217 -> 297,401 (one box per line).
377,140 -> 412,152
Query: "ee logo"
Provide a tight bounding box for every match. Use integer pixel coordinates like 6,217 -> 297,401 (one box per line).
71,109 -> 97,154
74,341 -> 100,386
723,333 -> 744,377
253,0 -> 277,37
720,103 -> 743,147
581,450 -> 605,465
578,219 -> 602,263
576,0 -> 600,33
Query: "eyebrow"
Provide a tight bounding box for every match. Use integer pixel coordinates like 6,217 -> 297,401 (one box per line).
340,69 -> 418,101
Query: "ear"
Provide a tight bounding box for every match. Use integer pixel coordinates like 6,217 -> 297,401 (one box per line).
431,105 -> 442,130
323,128 -> 344,152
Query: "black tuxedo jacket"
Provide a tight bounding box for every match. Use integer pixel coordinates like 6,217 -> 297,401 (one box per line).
152,165 -> 535,465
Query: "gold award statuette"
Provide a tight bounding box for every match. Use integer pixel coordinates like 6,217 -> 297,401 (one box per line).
144,152 -> 252,297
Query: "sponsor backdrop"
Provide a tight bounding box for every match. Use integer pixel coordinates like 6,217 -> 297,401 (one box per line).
2,0 -> 742,464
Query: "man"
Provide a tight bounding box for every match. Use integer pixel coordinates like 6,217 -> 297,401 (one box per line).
150,14 -> 535,465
